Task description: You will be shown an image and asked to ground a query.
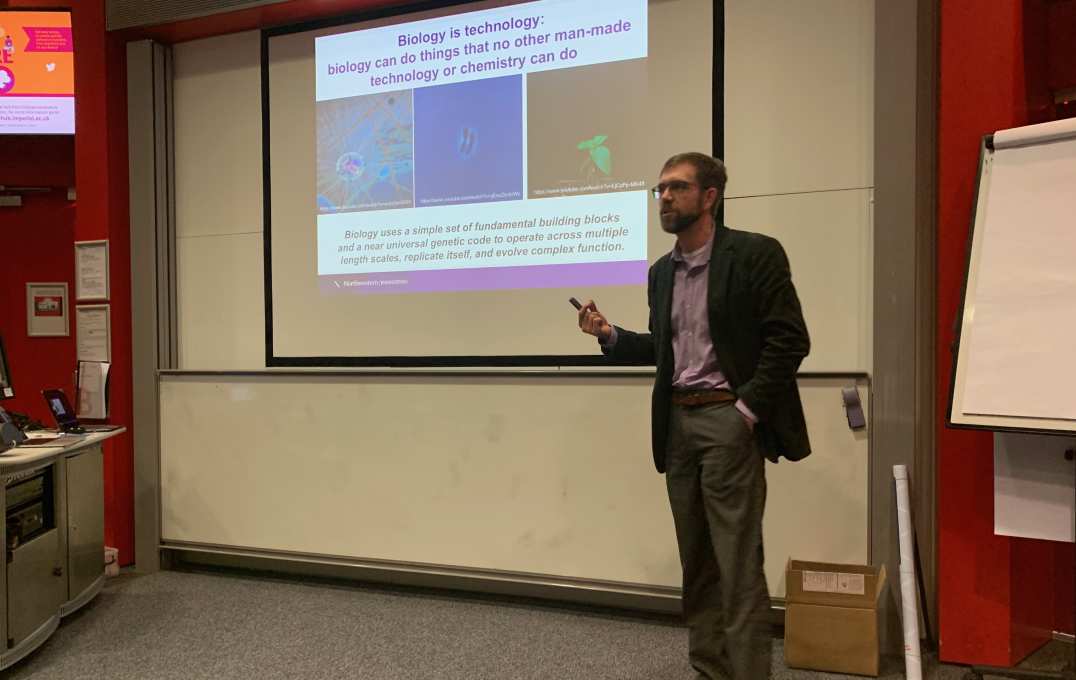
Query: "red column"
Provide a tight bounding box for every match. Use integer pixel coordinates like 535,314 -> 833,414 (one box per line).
70,0 -> 134,567
1047,0 -> 1076,641
937,0 -> 1064,664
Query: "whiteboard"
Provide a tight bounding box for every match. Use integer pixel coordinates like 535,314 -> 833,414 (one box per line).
949,118 -> 1076,433
160,373 -> 870,598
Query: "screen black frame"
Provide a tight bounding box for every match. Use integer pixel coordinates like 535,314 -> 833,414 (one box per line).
261,0 -> 724,368
42,388 -> 77,428
0,7 -> 76,138
0,334 -> 12,399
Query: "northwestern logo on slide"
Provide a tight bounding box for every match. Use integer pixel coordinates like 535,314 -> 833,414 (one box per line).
328,60 -> 374,76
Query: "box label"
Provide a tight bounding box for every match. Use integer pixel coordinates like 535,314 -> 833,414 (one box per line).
802,570 -> 839,593
837,572 -> 866,595
803,570 -> 866,595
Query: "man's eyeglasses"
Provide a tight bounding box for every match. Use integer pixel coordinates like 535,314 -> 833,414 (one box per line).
650,181 -> 698,199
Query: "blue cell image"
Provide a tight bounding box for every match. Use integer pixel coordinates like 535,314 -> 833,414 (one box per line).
316,90 -> 414,213
413,76 -> 523,207
457,127 -> 478,159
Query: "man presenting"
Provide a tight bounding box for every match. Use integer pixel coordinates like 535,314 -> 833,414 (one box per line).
577,152 -> 810,680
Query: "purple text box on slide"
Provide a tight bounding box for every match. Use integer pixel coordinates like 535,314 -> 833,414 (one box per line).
319,260 -> 647,295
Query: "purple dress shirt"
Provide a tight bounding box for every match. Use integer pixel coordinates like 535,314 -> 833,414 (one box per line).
605,231 -> 757,425
669,234 -> 726,390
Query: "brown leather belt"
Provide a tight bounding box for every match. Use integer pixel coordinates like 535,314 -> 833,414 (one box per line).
670,389 -> 737,407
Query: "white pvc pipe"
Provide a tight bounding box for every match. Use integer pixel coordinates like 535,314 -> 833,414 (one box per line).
893,465 -> 923,680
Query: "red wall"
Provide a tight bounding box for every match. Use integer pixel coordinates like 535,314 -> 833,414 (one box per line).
938,0 -> 1075,665
0,188 -> 78,427
2,0 -> 134,565
0,140 -> 75,417
938,0 -> 1020,666
1058,544 -> 1074,634
1049,1 -> 1076,93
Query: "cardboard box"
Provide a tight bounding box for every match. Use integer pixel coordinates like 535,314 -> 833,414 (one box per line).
784,559 -> 887,677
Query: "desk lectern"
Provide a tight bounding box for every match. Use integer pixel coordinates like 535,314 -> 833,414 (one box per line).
1,431 -> 124,670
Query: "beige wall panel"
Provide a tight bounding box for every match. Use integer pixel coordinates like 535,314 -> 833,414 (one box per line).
177,233 -> 265,369
724,189 -> 872,373
725,0 -> 874,197
173,31 -> 263,239
160,374 -> 868,596
765,378 -> 871,595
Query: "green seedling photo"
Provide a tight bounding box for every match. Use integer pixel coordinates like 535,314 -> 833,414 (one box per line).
578,135 -> 612,177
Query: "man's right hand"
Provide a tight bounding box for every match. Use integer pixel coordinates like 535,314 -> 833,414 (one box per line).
577,299 -> 613,343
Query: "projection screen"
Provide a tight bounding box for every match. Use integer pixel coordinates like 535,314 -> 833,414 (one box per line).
264,0 -> 716,365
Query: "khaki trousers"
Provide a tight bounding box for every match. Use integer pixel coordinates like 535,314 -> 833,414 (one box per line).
665,401 -> 772,680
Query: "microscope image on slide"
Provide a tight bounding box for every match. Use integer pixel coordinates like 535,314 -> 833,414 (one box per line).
413,74 -> 524,207
316,89 -> 414,213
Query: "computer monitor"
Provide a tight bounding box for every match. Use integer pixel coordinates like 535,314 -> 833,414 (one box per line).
0,334 -> 13,400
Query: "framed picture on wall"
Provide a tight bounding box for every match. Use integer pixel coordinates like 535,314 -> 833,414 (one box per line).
76,304 -> 111,362
74,240 -> 110,301
26,282 -> 70,337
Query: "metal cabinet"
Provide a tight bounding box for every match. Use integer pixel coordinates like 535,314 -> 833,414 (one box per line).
64,449 -> 105,610
1,437 -> 117,671
7,528 -> 65,649
5,461 -> 66,653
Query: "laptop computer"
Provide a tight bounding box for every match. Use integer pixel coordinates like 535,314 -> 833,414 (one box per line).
42,388 -> 122,434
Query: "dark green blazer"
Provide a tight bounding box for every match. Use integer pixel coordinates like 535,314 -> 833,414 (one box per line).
607,225 -> 811,472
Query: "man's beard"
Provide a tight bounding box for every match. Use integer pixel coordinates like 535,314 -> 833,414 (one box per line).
660,199 -> 704,234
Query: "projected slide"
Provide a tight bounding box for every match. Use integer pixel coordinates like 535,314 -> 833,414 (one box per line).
314,0 -> 649,295
0,10 -> 74,135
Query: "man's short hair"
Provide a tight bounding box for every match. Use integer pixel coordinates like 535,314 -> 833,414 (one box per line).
662,152 -> 728,217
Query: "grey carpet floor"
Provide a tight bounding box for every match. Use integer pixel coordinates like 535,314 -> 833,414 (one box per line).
5,569 -> 1067,679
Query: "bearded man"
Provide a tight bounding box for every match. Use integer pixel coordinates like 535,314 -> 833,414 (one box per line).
577,152 -> 811,680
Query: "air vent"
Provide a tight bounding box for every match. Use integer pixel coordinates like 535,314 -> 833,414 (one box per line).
106,0 -> 289,31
